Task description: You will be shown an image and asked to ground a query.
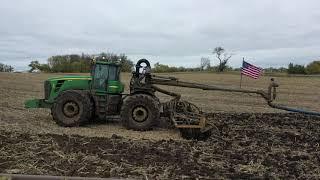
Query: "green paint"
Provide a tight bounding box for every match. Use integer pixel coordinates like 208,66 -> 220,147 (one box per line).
25,99 -> 52,108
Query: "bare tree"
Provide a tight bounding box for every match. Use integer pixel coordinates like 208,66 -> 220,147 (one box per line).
213,47 -> 232,72
200,57 -> 211,71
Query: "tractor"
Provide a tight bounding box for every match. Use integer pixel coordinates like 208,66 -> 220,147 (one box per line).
25,58 -> 320,140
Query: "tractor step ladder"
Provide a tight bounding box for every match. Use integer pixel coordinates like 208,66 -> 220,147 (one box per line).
97,95 -> 107,119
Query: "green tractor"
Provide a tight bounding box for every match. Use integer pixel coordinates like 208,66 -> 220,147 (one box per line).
25,58 -> 169,131
25,60 -> 129,127
25,58 -> 320,139
25,58 -> 212,138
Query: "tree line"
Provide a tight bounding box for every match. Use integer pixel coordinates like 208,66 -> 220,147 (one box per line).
28,53 -> 134,73
152,62 -> 233,73
1,49 -> 319,75
198,47 -> 320,74
26,47 -> 234,73
152,60 -> 320,74
0,63 -> 14,72
287,61 -> 320,74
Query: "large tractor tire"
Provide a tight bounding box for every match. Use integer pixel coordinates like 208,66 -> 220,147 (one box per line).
121,94 -> 160,131
51,90 -> 93,127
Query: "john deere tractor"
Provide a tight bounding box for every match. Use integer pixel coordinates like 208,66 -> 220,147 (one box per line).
25,58 -> 320,139
25,60 -> 126,126
25,59 -> 213,138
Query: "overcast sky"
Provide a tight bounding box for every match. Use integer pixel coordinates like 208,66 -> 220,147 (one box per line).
0,0 -> 319,70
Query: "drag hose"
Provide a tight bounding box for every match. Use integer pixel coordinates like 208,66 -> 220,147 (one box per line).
268,102 -> 320,116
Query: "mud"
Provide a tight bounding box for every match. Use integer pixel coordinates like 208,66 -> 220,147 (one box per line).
1,113 -> 320,179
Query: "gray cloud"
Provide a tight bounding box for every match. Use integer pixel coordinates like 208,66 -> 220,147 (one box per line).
0,0 -> 319,70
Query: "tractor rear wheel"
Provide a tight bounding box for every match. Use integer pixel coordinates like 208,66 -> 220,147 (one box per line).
121,94 -> 160,131
52,90 -> 93,127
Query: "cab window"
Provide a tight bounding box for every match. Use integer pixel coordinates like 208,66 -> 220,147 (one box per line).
93,64 -> 119,90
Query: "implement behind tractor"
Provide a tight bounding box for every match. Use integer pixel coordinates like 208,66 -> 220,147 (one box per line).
25,59 -> 320,140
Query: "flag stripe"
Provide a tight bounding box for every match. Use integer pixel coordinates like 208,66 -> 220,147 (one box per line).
243,67 -> 261,76
241,67 -> 261,75
246,66 -> 260,71
241,61 -> 263,79
243,67 -> 260,74
242,71 -> 259,78
242,71 -> 260,78
249,65 -> 263,71
242,70 -> 260,77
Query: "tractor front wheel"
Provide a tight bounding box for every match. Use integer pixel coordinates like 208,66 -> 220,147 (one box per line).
52,90 -> 93,127
121,94 -> 160,131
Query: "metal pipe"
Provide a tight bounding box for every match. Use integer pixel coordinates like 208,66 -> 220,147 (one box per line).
151,85 -> 181,99
151,75 -> 320,116
150,76 -> 273,103
151,77 -> 260,94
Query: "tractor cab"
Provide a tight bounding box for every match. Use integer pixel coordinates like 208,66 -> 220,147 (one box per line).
91,61 -> 124,94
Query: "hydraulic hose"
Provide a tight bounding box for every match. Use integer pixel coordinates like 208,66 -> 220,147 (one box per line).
268,102 -> 320,116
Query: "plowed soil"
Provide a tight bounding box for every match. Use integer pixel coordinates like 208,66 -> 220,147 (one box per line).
0,72 -> 320,179
1,113 -> 320,179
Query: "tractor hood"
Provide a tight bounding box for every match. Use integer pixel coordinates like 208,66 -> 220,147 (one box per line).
47,75 -> 92,81
44,75 -> 92,102
25,74 -> 124,109
25,75 -> 92,109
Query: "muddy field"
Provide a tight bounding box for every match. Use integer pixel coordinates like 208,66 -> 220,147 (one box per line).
1,113 -> 320,179
0,72 -> 320,179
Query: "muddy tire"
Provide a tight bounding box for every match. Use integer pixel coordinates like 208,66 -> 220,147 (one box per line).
52,90 -> 93,127
121,94 -> 160,131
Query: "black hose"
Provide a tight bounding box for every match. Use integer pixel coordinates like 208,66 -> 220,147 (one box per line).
268,102 -> 320,116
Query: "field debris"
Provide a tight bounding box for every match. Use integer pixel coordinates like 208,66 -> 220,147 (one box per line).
1,72 -> 320,178
1,113 -> 320,179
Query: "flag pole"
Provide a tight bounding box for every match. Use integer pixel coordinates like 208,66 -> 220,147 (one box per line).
240,57 -> 244,88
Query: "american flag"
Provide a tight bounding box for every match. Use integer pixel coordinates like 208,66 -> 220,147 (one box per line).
241,61 -> 263,79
